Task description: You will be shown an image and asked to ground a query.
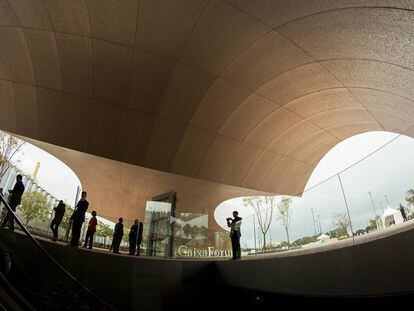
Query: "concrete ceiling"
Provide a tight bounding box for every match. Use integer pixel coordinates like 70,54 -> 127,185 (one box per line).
1,1 -> 414,223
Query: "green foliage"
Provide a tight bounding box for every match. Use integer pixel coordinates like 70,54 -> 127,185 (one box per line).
405,189 -> 414,207
96,222 -> 113,238
60,206 -> 74,231
122,229 -> 130,243
20,191 -> 50,226
365,217 -> 379,232
331,212 -> 351,238
294,235 -> 317,246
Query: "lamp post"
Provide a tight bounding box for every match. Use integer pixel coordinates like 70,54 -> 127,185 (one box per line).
368,191 -> 378,218
385,195 -> 391,207
317,214 -> 322,234
311,208 -> 317,236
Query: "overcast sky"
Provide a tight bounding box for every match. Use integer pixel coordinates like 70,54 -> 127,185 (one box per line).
215,131 -> 414,248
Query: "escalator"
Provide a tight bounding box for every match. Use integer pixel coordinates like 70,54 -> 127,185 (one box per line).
0,194 -> 115,310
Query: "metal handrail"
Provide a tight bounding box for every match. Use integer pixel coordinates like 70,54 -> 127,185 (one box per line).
0,193 -> 115,310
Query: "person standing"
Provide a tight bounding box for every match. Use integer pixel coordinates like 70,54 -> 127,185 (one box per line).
50,200 -> 66,241
135,220 -> 143,256
128,219 -> 139,255
69,191 -> 89,247
399,203 -> 408,222
83,211 -> 98,249
112,218 -> 123,254
1,174 -> 25,231
226,211 -> 242,260
0,188 -> 6,224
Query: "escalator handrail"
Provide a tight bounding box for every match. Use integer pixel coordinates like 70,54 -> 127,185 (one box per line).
0,193 -> 115,310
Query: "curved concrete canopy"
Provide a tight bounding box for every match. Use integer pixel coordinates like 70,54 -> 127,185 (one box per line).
1,1 -> 414,220
22,136 -> 267,228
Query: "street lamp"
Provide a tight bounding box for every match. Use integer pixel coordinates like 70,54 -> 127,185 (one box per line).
385,195 -> 391,207
368,191 -> 378,218
379,201 -> 385,213
311,208 -> 317,235
317,214 -> 322,234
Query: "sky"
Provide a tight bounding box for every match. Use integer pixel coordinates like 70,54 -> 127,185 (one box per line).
16,142 -> 81,205
215,131 -> 414,248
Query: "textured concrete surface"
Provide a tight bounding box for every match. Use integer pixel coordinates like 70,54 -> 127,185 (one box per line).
1,1 -> 414,224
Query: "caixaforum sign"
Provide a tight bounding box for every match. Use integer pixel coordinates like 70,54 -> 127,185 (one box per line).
177,245 -> 232,257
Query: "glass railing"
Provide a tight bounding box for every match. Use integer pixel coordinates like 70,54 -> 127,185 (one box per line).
169,129 -> 414,259
0,193 -> 114,310
236,130 -> 414,258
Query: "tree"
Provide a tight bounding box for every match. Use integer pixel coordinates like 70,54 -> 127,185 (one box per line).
331,212 -> 351,238
365,217 -> 379,232
96,222 -> 113,246
243,196 -> 277,251
20,192 -> 50,226
0,131 -> 25,182
183,223 -> 191,239
405,189 -> 414,212
60,206 -> 74,231
122,229 -> 130,244
276,196 -> 292,248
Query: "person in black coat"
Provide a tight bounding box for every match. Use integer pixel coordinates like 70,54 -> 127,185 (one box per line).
69,191 -> 89,247
128,219 -> 143,255
135,221 -> 143,256
50,200 -> 66,241
1,174 -> 25,231
128,219 -> 139,255
112,218 -> 123,254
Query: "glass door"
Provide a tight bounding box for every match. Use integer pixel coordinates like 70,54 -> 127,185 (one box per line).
143,192 -> 176,258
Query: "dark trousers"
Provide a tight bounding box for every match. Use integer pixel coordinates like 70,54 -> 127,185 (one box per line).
50,218 -> 62,239
129,236 -> 137,255
70,219 -> 83,246
112,235 -> 122,253
136,239 -> 142,256
231,234 -> 241,259
83,230 -> 95,248
1,204 -> 17,231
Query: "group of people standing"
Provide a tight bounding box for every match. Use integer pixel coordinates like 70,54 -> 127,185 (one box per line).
108,218 -> 143,255
0,176 -> 144,256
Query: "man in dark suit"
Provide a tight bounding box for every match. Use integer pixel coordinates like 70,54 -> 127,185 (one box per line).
129,219 -> 139,255
69,191 -> 89,247
50,200 -> 66,241
136,221 -> 143,256
129,219 -> 144,255
1,174 -> 25,231
112,218 -> 124,254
